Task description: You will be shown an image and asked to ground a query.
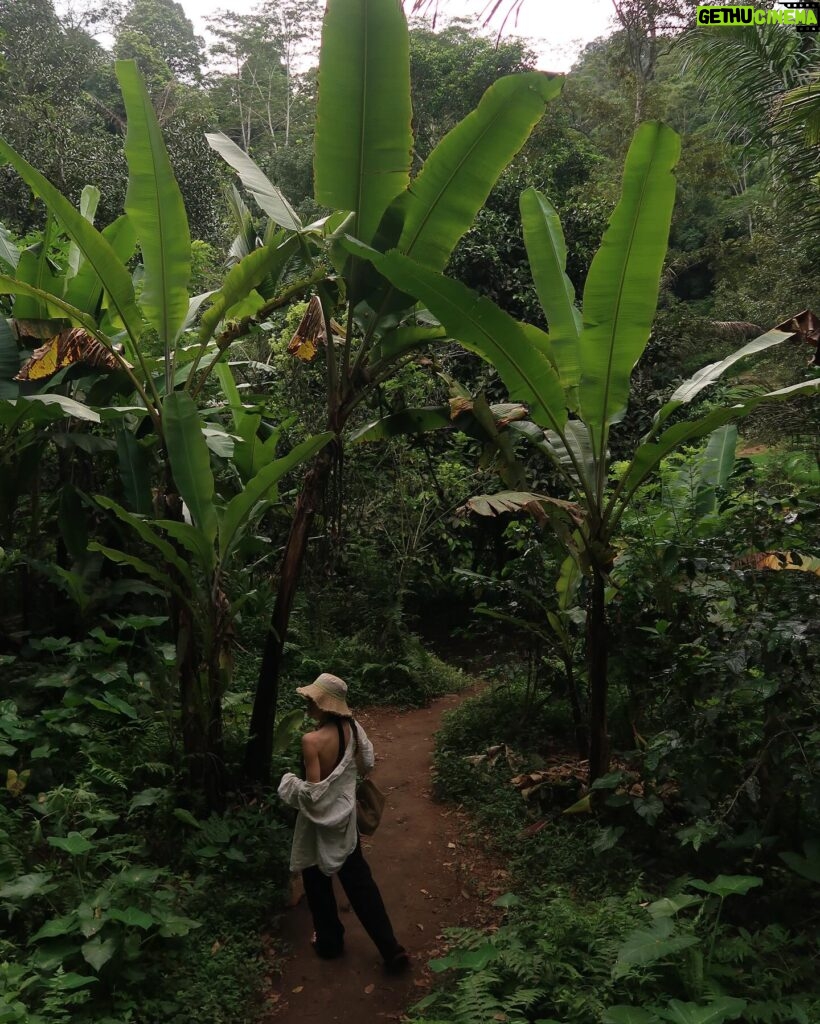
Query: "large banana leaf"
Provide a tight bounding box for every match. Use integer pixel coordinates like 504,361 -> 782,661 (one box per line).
654,327 -> 794,427
116,61 -> 191,350
163,392 -> 217,545
579,122 -> 680,459
615,378 -> 820,518
314,0 -> 412,245
206,133 -> 302,232
699,425 -> 737,488
12,227 -> 60,322
504,417 -> 596,493
0,393 -> 100,424
0,276 -> 98,332
520,188 -> 581,401
65,216 -> 137,317
0,142 -> 143,343
363,247 -> 568,435
395,74 -> 563,272
116,427 -> 152,515
94,494 -> 194,584
556,554 -> 582,613
219,432 -> 333,561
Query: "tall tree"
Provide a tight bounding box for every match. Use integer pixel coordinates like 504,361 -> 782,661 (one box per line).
409,19 -> 535,160
678,22 -> 820,227
114,0 -> 204,84
610,0 -> 695,120
208,11 -> 288,154
208,0 -> 320,154
0,0 -> 124,232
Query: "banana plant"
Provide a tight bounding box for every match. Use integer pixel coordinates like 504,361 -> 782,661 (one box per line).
89,396 -> 330,802
206,0 -> 564,782
349,120 -> 820,781
0,61 -> 331,801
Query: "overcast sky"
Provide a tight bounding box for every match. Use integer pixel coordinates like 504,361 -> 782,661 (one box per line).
178,0 -> 618,73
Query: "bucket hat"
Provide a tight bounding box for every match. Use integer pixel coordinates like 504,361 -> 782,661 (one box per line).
296,673 -> 353,717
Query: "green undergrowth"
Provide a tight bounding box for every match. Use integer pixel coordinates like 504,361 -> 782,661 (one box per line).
0,609 -> 467,1022
287,629 -> 468,708
0,624 -> 289,1023
420,681 -> 820,1024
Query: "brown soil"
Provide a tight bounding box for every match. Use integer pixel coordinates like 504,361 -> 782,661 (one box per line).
259,688 -> 509,1023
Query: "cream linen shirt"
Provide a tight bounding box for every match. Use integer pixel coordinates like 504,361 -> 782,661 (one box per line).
277,719 -> 375,876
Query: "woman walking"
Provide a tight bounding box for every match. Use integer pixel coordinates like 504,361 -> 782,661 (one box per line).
277,673 -> 409,973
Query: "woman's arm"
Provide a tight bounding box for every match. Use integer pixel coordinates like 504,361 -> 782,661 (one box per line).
354,722 -> 375,776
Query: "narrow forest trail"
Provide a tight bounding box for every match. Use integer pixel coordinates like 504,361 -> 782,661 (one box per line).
259,687 -> 508,1023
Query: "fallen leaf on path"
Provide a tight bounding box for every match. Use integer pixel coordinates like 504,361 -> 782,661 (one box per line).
292,986 -> 303,994
416,923 -> 424,930
364,983 -> 375,994
447,842 -> 456,848
420,888 -> 430,895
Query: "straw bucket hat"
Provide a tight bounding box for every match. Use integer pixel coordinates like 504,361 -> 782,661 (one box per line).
296,673 -> 353,717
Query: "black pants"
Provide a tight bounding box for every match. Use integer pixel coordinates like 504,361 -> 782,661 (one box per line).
302,840 -> 403,962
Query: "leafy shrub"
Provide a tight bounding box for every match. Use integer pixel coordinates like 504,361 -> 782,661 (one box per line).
0,619 -> 296,1023
410,874 -> 820,1024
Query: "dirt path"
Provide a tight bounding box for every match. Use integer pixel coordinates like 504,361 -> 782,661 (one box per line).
260,689 -> 507,1023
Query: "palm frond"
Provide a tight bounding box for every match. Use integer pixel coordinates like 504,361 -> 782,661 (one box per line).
677,26 -> 820,227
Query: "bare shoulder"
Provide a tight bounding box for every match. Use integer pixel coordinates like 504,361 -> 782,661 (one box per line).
302,725 -> 336,752
301,729 -> 322,751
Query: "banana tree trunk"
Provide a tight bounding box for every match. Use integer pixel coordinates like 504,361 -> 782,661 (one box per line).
160,482 -> 226,808
172,598 -> 226,811
173,599 -> 209,784
244,443 -> 336,783
587,565 -> 610,782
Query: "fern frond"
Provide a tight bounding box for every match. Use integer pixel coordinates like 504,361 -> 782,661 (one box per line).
83,756 -> 127,790
508,985 -> 547,1010
450,972 -> 504,1024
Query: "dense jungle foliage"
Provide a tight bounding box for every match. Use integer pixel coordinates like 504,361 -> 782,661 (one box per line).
0,0 -> 818,1020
